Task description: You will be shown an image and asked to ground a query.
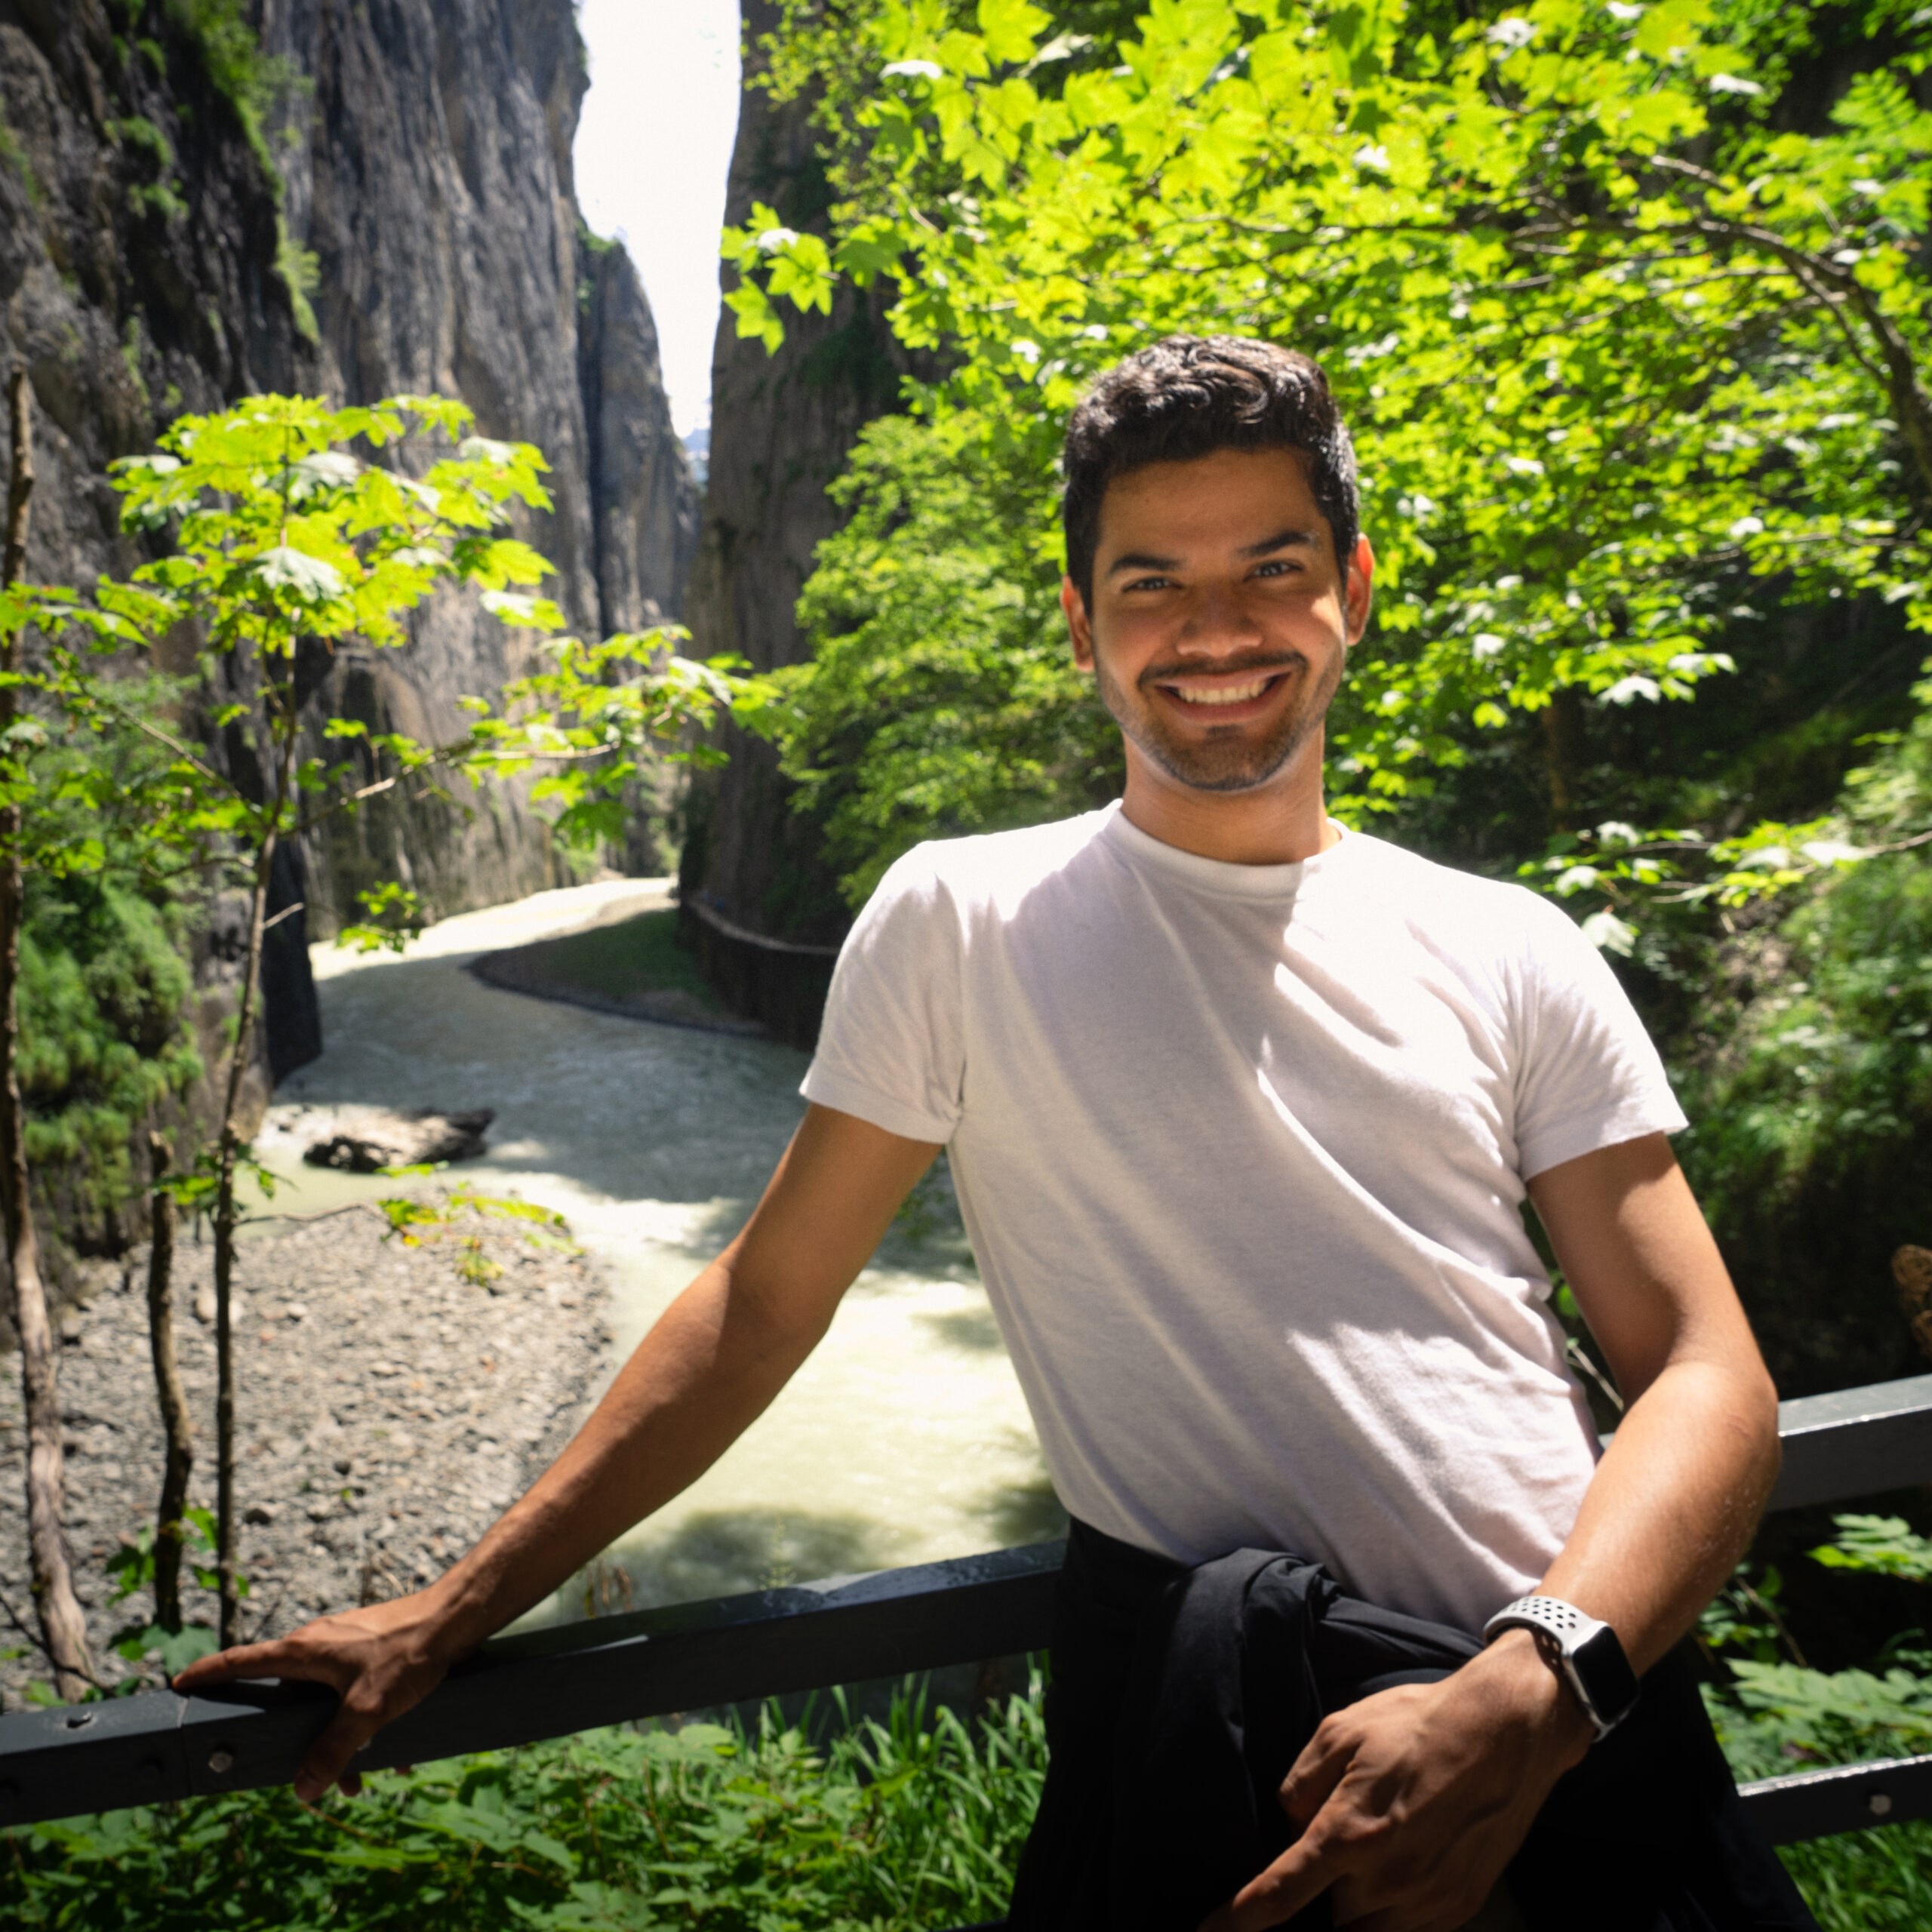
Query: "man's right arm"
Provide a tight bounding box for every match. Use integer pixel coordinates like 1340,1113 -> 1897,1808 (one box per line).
172,1103 -> 941,1801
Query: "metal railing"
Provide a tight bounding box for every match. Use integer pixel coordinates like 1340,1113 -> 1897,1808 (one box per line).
5,1374 -> 1932,1847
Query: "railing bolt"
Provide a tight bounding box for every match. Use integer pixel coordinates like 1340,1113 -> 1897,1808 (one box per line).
208,1748 -> 235,1774
1869,1792 -> 1893,1817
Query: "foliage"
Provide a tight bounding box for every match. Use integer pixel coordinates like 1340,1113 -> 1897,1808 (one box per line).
1774,1824 -> 1932,1932
1699,1557 -> 1806,1668
374,1180 -> 577,1291
0,586 -> 214,1236
94,390 -> 780,1640
104,394 -> 776,884
1813,1515 -> 1932,1583
1706,1640 -> 1932,1926
780,412 -> 1119,905
462,629 -> 789,857
731,0 -> 1932,934
103,1509 -> 235,1615
154,0 -> 302,183
1696,1508 -> 1932,1924
1708,1658 -> 1932,1780
3,1663 -> 1929,1929
1669,679 -> 1932,1386
0,1688 -> 1048,1931
18,880 -> 200,1230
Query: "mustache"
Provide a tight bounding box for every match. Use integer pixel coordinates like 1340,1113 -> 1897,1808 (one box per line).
1136,651 -> 1308,691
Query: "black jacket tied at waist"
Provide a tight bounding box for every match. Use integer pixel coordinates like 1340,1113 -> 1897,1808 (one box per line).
1007,1519 -> 1816,1932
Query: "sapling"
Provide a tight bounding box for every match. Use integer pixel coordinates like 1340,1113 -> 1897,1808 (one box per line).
108,393 -> 775,1646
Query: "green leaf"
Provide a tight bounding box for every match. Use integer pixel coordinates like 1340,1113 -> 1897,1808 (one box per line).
248,545 -> 346,602
1811,1515 -> 1932,1582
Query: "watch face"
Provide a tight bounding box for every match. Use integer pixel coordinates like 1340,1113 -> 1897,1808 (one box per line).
1573,1624 -> 1641,1724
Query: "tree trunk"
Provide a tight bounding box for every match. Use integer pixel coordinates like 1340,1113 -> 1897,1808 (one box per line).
146,1132 -> 192,1634
1540,685 -> 1588,832
211,849 -> 269,1650
0,367 -> 93,1700
211,706 -> 297,1647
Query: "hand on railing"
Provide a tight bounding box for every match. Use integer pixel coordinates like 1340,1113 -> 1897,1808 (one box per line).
171,1590 -> 459,1801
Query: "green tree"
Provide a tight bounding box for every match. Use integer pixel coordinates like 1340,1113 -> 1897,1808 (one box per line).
1668,668 -> 1932,1391
779,412 -> 1120,904
105,392 -> 776,1649
733,0 -> 1931,912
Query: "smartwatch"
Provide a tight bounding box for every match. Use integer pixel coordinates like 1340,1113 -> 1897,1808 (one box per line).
1481,1595 -> 1640,1741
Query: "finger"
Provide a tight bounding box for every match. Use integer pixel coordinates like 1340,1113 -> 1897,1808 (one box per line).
1200,1833 -> 1344,1932
1279,1723 -> 1355,1826
294,1703 -> 385,1804
173,1639 -> 343,1693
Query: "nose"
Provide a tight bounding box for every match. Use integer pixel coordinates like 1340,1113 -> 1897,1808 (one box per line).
1174,580 -> 1265,657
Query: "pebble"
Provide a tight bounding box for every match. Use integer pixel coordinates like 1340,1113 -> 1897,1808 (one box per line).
0,1195 -> 611,1707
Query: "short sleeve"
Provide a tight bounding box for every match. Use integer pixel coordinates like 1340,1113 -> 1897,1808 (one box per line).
1511,894 -> 1687,1180
800,848 -> 966,1145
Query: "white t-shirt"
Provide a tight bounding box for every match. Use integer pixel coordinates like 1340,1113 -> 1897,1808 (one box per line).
801,804 -> 1687,1633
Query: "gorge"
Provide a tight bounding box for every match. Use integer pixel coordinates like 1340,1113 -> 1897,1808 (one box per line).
2,0 -> 699,926
2,0 -> 712,1267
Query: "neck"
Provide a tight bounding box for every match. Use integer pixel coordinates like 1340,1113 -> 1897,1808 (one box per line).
1118,731 -> 1337,865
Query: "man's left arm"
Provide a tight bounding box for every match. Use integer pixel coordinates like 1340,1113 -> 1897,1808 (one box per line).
1204,1131 -> 1780,1932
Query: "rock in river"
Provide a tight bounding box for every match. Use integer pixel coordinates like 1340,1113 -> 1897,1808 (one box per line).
303,1108 -> 497,1173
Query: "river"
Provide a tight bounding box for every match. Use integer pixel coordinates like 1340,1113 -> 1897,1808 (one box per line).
251,881 -> 1062,1624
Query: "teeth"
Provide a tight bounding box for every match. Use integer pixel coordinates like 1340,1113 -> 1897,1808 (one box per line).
1173,678 -> 1268,706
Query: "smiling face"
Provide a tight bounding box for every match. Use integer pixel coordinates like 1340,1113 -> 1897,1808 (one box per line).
1063,446 -> 1374,807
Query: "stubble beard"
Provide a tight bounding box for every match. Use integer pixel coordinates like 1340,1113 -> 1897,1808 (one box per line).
1094,650 -> 1343,795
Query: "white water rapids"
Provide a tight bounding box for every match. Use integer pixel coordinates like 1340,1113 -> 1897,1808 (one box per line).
249,881 -> 1061,1628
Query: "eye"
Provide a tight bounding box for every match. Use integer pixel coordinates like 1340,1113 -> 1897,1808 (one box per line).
1121,574 -> 1177,593
1250,558 -> 1302,580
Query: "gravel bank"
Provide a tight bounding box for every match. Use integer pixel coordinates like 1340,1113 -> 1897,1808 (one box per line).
0,1195 -> 612,1708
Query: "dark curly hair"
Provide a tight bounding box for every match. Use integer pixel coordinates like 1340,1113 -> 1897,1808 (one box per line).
1062,336 -> 1359,608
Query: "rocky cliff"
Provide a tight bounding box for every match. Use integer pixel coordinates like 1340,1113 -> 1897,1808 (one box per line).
260,0 -> 700,925
678,0 -> 910,1038
2,0 -> 697,928
0,0 -> 694,1265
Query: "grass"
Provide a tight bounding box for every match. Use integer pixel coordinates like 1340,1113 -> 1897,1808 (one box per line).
5,1672 -> 1930,1927
525,909 -> 719,1013
1783,1826 -> 1932,1929
0,1685 -> 1044,1930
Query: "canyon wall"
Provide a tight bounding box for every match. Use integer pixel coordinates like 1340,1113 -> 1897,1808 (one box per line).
0,0 -> 694,1262
260,0 -> 700,928
1,0 -> 697,933
678,0 -> 909,1038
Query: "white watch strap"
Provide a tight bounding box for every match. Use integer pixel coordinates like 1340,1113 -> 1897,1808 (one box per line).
1481,1593 -> 1610,1654
1481,1593 -> 1625,1740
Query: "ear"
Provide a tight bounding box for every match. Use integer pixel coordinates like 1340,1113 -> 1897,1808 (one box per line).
1062,576 -> 1097,672
1343,536 -> 1375,647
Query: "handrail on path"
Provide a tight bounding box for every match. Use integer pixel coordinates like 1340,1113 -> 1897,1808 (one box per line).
5,1374 -> 1932,1847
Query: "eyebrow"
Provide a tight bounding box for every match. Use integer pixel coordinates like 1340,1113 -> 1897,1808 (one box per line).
1239,528 -> 1318,558
1104,528 -> 1318,577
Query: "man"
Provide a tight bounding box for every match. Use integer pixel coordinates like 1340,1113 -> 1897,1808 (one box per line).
181,338 -> 1807,1930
